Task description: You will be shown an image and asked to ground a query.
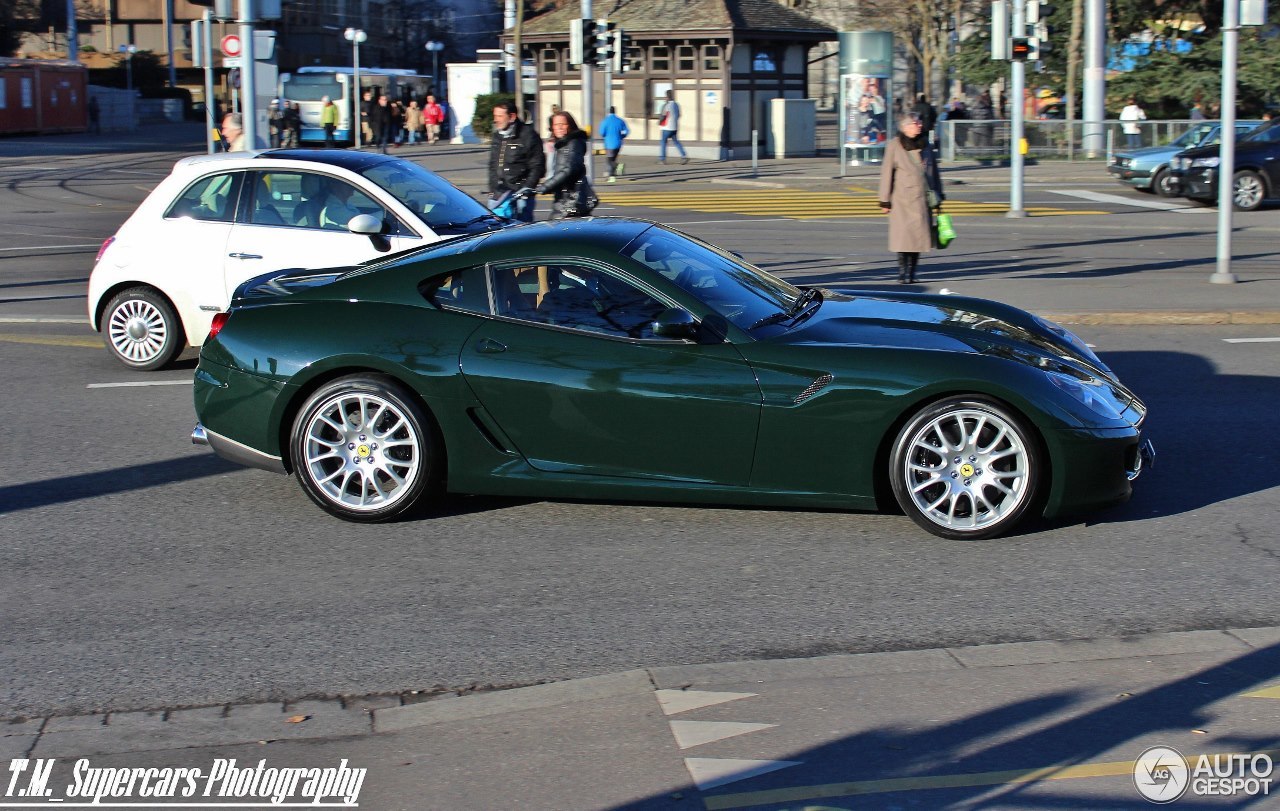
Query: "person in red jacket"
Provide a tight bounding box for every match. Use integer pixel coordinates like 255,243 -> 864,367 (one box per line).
423,95 -> 445,144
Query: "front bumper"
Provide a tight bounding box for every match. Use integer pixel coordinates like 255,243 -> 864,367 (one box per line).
1109,163 -> 1153,187
1177,168 -> 1217,199
1043,427 -> 1153,518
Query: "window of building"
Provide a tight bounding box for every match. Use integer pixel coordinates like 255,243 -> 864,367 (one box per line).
704,45 -> 721,72
751,48 -> 778,72
650,46 -> 670,72
541,48 -> 558,74
626,46 -> 644,73
676,45 -> 695,73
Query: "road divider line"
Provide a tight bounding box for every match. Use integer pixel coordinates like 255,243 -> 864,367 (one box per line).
87,380 -> 194,388
1049,189 -> 1212,211
0,316 -> 87,324
0,243 -> 101,252
0,333 -> 99,347
1223,336 -> 1280,343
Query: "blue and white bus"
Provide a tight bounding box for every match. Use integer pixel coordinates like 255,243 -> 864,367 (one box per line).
280,66 -> 433,145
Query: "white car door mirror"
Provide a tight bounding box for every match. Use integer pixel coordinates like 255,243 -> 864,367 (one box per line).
347,214 -> 383,235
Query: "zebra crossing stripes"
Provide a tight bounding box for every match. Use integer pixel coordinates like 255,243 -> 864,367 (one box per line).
597,189 -> 1100,219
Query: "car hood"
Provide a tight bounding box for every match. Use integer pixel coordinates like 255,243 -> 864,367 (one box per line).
1117,144 -> 1181,160
771,290 -> 1115,379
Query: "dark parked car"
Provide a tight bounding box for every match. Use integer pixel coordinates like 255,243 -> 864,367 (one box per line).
1109,120 -> 1262,196
1170,121 -> 1280,210
191,219 -> 1153,540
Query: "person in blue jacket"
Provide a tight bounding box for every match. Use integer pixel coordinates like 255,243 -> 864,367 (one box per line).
598,106 -> 630,182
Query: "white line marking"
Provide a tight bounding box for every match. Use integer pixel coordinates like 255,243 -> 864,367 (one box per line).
87,380 -> 194,389
0,316 -> 86,324
1223,336 -> 1280,343
0,243 -> 100,252
1049,189 -> 1211,211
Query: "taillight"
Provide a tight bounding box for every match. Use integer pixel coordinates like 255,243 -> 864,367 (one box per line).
208,312 -> 230,340
94,236 -> 116,264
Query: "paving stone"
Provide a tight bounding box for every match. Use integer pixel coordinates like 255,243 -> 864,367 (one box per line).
1228,626 -> 1280,648
650,648 -> 960,689
41,714 -> 106,733
0,718 -> 44,737
0,735 -> 36,758
948,629 -> 1248,668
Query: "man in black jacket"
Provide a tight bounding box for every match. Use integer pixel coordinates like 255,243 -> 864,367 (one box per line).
488,102 -> 545,223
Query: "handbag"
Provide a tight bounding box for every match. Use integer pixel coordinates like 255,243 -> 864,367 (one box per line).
659,112 -> 669,127
935,211 -> 956,248
556,178 -> 599,217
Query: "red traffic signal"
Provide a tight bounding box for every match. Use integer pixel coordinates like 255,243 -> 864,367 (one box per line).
1010,37 -> 1032,60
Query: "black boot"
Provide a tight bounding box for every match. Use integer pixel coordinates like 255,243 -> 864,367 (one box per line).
897,254 -> 909,283
907,253 -> 919,283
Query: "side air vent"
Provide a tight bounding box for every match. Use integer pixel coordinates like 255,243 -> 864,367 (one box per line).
794,373 -> 833,404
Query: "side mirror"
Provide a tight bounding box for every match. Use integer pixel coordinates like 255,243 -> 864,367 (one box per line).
652,308 -> 700,340
347,214 -> 383,235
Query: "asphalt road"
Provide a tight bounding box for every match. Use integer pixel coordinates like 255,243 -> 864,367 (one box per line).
1,148 -> 1278,721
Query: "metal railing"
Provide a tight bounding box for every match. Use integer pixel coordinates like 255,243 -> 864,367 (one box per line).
937,119 -> 1226,163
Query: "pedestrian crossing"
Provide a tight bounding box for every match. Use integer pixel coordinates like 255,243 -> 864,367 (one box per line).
596,188 -> 1104,219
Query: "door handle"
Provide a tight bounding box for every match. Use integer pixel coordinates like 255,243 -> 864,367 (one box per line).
227,252 -> 263,259
476,338 -> 507,354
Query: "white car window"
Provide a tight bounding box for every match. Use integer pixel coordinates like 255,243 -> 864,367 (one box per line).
165,173 -> 242,222
245,171 -> 411,236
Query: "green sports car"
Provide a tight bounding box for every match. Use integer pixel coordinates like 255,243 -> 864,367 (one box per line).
192,218 -> 1153,539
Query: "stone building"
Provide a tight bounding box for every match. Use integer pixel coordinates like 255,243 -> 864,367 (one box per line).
513,0 -> 835,158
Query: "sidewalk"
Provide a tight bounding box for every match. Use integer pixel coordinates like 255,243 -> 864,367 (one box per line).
11,627 -> 1280,809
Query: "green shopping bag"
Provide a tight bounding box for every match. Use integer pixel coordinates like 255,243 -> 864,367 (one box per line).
935,211 -> 956,248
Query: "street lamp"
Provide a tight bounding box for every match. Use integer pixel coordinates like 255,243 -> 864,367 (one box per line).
344,27 -> 367,148
425,40 -> 444,94
118,44 -> 138,94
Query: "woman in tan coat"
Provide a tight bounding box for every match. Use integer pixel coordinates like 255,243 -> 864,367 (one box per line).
879,113 -> 944,283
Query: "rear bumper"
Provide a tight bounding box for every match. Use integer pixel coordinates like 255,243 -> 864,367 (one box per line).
192,422 -> 286,473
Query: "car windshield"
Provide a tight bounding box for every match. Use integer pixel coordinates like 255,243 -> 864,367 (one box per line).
1172,124 -> 1216,148
360,161 -> 496,233
621,226 -> 801,330
1241,122 -> 1280,143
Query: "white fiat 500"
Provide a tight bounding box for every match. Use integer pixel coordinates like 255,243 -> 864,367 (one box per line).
89,149 -> 504,370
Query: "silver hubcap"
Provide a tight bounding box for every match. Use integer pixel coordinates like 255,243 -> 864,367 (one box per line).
302,392 -> 421,512
1234,175 -> 1263,208
902,408 -> 1031,532
107,299 -> 167,363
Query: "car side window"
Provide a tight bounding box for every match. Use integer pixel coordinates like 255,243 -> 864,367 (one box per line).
420,266 -> 489,314
493,263 -> 667,339
245,171 -> 309,227
165,172 -> 242,222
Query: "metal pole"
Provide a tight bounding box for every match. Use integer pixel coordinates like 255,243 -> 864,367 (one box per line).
65,0 -> 78,62
581,0 -> 593,183
1213,0 -> 1239,284
353,41 -> 362,148
1082,0 -> 1105,156
752,128 -> 758,176
1008,0 -> 1027,218
204,10 -> 216,154
165,0 -> 177,87
126,53 -> 133,94
238,0 -> 258,149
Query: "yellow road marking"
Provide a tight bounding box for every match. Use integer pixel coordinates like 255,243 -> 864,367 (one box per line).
1243,684 -> 1280,699
703,748 -> 1280,809
599,191 -> 1103,218
0,333 -> 101,348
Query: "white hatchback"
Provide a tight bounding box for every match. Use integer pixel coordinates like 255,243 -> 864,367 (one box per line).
89,149 -> 503,370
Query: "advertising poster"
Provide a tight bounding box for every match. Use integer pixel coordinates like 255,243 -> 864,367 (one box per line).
842,73 -> 890,164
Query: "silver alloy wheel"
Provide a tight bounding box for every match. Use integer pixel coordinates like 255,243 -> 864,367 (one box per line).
1233,172 -> 1264,210
107,297 -> 169,364
900,407 -> 1031,533
301,392 -> 422,512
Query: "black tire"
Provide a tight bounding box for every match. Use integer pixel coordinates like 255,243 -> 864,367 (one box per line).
290,375 -> 441,522
101,287 -> 185,371
889,396 -> 1042,540
1152,168 -> 1180,198
1232,169 -> 1266,212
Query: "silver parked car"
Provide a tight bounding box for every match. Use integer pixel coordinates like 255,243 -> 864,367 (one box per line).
1108,121 -> 1262,197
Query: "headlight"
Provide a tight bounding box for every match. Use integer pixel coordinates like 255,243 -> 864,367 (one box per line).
1191,156 -> 1220,168
1045,370 -> 1125,420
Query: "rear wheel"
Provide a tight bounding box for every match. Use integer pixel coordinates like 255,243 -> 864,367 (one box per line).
890,397 -> 1042,540
102,287 -> 185,371
1232,170 -> 1266,211
291,376 -> 440,522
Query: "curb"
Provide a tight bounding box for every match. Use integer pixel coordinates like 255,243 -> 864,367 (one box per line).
1042,311 -> 1280,326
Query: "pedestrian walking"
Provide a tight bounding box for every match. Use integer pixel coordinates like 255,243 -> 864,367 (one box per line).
423,94 -> 444,143
488,101 -> 545,223
268,101 -> 284,147
360,90 -> 374,145
88,96 -> 101,134
970,91 -> 995,154
285,102 -> 302,148
658,90 -> 688,164
912,92 -> 938,141
320,96 -> 338,147
370,95 -> 393,154
1120,97 -> 1146,148
878,112 -> 944,284
404,100 -> 423,144
220,112 -> 246,152
598,106 -> 629,182
1189,101 -> 1206,121
537,111 -> 592,219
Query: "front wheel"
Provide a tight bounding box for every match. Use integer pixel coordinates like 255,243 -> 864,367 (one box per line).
290,376 -> 440,522
890,397 -> 1042,540
102,287 -> 185,370
1152,168 -> 1180,198
1232,170 -> 1266,212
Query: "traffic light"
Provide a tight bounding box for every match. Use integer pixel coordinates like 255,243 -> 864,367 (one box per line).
594,20 -> 616,67
1010,37 -> 1032,60
569,18 -> 595,66
610,29 -> 628,72
1025,0 -> 1054,60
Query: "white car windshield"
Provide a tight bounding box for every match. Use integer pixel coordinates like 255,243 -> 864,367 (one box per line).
361,162 -> 495,232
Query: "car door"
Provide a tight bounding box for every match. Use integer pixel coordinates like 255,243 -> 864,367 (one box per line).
459,260 -> 763,485
157,170 -> 244,340
223,170 -> 424,303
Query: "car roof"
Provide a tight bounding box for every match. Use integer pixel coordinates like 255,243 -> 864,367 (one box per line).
170,149 -> 413,176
